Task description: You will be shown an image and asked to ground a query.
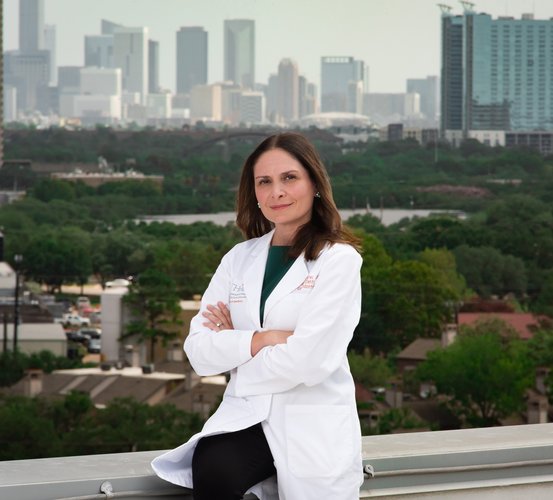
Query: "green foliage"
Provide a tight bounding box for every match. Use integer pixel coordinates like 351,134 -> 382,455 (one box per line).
22,227 -> 93,292
0,393 -> 203,460
453,245 -> 527,298
0,350 -> 84,387
363,407 -> 425,436
3,128 -> 553,354
347,349 -> 393,389
123,269 -> 182,363
416,319 -> 533,426
417,248 -> 468,299
356,236 -> 458,353
526,324 -> 553,368
484,195 -> 553,268
31,179 -> 76,202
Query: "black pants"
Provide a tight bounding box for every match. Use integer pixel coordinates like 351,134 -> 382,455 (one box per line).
191,423 -> 276,500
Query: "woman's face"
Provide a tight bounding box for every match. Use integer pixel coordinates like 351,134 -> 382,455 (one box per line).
253,148 -> 316,242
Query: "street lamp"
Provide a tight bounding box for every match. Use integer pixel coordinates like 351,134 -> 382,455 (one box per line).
13,254 -> 23,352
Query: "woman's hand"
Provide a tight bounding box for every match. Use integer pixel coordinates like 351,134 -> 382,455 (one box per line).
251,330 -> 293,357
202,302 -> 233,332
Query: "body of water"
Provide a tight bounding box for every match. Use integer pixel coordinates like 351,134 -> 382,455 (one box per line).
138,208 -> 465,227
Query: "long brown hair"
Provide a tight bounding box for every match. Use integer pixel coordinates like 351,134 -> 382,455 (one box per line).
236,132 -> 360,260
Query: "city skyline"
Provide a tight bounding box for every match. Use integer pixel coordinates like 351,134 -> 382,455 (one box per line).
5,0 -> 552,93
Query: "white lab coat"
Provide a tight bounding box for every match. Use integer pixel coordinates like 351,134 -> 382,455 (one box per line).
151,229 -> 363,500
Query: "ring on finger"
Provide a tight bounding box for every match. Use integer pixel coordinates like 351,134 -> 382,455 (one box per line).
216,322 -> 222,327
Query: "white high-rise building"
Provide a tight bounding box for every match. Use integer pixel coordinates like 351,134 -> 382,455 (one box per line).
239,91 -> 265,125
347,80 -> 364,115
147,93 -> 172,119
190,84 -> 222,121
4,86 -> 18,122
59,95 -> 121,121
404,92 -> 421,118
221,83 -> 242,125
80,68 -> 122,96
113,27 -> 149,103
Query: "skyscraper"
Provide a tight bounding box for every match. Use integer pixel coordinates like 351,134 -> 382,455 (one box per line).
441,9 -> 553,139
5,0 -> 50,113
277,58 -> 299,123
176,27 -> 208,95
85,35 -> 114,68
149,40 -> 160,93
19,0 -> 44,52
407,75 -> 438,123
113,27 -> 149,102
43,24 -> 57,85
321,57 -> 367,113
224,20 -> 255,89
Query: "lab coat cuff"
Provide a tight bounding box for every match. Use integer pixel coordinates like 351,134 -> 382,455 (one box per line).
234,329 -> 255,364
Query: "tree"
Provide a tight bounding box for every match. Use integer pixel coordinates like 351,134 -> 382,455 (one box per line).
66,397 -> 202,454
0,393 -> 204,460
416,319 -> 533,427
453,245 -> 527,298
123,269 -> 182,363
357,241 -> 458,353
526,323 -> 553,369
22,227 -> 93,293
347,349 -> 392,389
31,178 -> 76,202
484,195 -> 553,268
417,248 -> 468,299
0,350 -> 84,387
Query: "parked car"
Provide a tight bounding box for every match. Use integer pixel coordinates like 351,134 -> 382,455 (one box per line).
65,330 -> 89,344
76,296 -> 91,309
87,338 -> 101,354
105,278 -> 131,288
78,327 -> 101,339
55,313 -> 90,327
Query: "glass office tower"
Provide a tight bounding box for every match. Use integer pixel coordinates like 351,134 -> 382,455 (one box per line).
441,11 -> 553,136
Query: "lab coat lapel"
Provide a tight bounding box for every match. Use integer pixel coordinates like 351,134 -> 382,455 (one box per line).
243,230 -> 274,329
262,254 -> 309,325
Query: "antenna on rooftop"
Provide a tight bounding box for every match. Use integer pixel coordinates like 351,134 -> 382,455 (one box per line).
459,1 -> 475,12
438,3 -> 453,15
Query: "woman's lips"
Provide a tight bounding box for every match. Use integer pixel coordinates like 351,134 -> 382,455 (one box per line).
270,203 -> 292,210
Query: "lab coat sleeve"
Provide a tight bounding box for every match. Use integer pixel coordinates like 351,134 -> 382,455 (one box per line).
234,245 -> 362,396
184,249 -> 255,376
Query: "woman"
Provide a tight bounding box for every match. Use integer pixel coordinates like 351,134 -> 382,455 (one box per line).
152,132 -> 363,499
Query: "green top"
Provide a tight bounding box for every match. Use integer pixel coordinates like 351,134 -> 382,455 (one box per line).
260,246 -> 296,325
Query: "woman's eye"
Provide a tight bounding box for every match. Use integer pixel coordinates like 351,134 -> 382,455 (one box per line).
284,175 -> 297,181
258,179 -> 269,185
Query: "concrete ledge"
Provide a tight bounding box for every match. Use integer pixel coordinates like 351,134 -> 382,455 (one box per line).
1,424 -> 553,499
361,423 -> 553,498
0,451 -> 192,500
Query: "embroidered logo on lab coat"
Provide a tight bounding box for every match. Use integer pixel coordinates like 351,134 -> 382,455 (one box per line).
296,275 -> 317,291
230,282 -> 246,303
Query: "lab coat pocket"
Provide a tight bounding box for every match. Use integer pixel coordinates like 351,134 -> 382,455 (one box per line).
285,404 -> 353,478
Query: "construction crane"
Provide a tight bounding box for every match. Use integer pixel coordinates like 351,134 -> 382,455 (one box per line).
459,1 -> 475,12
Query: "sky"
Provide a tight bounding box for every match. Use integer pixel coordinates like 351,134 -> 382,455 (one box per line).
4,0 -> 553,93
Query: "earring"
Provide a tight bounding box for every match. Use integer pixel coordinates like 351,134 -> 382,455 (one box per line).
257,202 -> 260,208
315,192 -> 321,198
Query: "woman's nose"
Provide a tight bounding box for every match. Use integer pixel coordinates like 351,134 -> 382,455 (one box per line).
271,182 -> 285,197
